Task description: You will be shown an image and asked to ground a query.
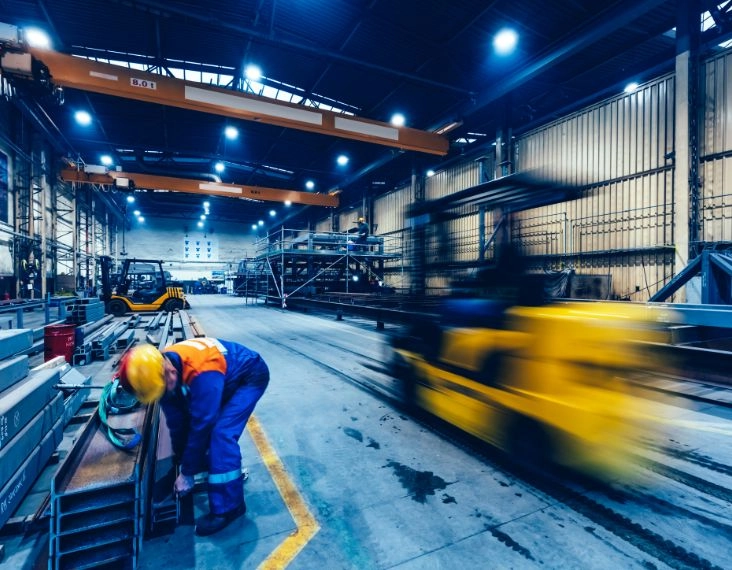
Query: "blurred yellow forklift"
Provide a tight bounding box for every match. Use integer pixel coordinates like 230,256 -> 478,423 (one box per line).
99,255 -> 188,316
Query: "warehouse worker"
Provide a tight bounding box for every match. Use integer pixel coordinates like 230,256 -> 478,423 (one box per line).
354,217 -> 369,250
119,338 -> 269,536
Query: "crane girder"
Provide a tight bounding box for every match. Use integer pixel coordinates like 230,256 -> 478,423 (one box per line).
59,168 -> 339,207
29,48 -> 449,156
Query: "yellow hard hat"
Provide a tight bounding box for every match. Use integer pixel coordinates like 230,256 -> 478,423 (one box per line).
121,344 -> 165,403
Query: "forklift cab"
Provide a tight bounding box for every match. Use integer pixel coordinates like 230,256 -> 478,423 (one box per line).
118,261 -> 165,303
100,256 -> 187,316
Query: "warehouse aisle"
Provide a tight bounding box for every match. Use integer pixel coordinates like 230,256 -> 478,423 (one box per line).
3,295 -> 727,569
135,295 -> 677,570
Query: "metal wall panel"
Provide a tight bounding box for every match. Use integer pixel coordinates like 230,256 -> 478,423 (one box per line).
700,51 -> 732,246
700,156 -> 732,243
373,185 -> 411,235
425,160 -> 482,201
373,186 -> 411,291
314,217 -> 332,233
516,75 -> 674,186
701,51 -> 732,156
513,73 -> 676,299
337,210 -> 362,234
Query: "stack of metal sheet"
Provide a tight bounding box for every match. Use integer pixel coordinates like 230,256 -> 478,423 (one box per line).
0,329 -> 64,529
49,401 -> 157,569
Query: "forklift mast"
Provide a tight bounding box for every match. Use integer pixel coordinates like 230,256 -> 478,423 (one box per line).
99,255 -> 113,302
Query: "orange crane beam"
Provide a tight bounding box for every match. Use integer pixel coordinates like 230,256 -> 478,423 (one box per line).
31,49 -> 449,156
60,168 -> 339,207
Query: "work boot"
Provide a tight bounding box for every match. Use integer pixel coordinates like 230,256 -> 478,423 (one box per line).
195,502 -> 246,536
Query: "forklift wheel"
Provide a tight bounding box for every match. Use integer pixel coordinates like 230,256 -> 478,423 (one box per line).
163,298 -> 184,312
107,299 -> 127,317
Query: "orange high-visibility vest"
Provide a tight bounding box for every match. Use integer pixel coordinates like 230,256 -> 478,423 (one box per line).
164,338 -> 227,386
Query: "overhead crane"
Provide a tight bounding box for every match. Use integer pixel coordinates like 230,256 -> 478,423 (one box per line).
0,25 -> 449,156
60,167 -> 340,207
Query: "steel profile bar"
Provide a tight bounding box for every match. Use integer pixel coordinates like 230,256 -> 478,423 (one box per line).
49,399 -> 156,569
0,328 -> 33,360
28,48 -> 448,156
0,368 -> 61,450
0,394 -> 63,490
0,354 -> 29,393
0,415 -> 65,529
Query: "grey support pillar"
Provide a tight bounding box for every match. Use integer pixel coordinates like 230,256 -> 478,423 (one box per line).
673,0 -> 701,299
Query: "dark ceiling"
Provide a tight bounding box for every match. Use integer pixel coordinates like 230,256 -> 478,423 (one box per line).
2,0 -> 730,231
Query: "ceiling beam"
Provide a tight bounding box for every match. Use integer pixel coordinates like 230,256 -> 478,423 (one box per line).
432,0 -> 673,130
24,48 -> 448,156
111,0 -> 473,97
59,168 -> 339,207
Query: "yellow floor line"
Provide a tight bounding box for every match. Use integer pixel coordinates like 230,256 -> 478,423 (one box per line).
248,415 -> 321,569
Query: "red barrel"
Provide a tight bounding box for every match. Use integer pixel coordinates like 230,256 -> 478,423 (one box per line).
44,324 -> 77,363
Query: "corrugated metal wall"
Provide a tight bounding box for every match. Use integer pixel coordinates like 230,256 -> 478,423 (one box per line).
421,161 -> 489,294
514,74 -> 676,300
700,51 -> 732,244
373,185 -> 412,290
517,76 -> 673,185
314,217 -> 332,233
313,49 -> 732,301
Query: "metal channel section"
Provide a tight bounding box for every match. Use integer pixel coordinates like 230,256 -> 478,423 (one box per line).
147,311 -> 182,535
48,311 -> 188,569
48,404 -> 156,569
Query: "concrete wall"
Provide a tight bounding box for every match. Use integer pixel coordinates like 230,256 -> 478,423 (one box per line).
122,215 -> 257,281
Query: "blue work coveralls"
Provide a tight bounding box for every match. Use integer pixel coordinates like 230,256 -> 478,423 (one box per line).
160,338 -> 269,515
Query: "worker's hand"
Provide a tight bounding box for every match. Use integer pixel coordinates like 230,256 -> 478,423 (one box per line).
174,473 -> 195,496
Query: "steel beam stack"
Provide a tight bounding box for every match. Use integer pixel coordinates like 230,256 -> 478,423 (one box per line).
66,299 -> 106,325
0,329 -> 64,529
49,403 -> 157,570
74,319 -> 132,365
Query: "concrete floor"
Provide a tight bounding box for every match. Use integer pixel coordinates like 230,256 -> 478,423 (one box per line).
1,294 -> 731,569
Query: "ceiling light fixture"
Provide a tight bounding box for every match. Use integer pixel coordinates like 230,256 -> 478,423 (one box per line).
245,65 -> 262,81
74,110 -> 92,126
337,155 -> 349,167
390,113 -> 406,127
434,120 -> 463,135
624,82 -> 639,93
305,180 -> 315,190
23,28 -> 51,49
224,126 -> 239,140
493,28 -> 518,55
214,161 -> 225,173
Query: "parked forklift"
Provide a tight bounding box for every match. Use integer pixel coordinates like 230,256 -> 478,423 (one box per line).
99,256 -> 188,316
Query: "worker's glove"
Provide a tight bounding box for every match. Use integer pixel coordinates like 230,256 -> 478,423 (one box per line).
174,473 -> 195,496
